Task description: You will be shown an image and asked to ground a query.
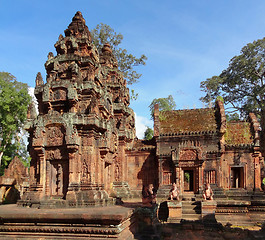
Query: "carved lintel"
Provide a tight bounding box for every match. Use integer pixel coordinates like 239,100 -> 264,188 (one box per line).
67,144 -> 79,153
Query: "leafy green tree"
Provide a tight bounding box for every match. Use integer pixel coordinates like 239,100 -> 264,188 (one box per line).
144,126 -> 154,140
200,37 -> 265,123
91,23 -> 147,85
0,72 -> 31,174
226,112 -> 240,122
149,95 -> 176,120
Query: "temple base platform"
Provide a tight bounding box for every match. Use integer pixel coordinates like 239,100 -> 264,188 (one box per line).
0,204 -> 137,239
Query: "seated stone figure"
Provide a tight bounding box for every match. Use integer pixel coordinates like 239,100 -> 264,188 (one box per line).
203,183 -> 214,200
142,184 -> 157,207
168,183 -> 179,201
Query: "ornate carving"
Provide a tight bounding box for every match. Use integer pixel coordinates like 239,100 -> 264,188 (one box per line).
82,160 -> 91,182
51,88 -> 67,101
46,149 -> 62,160
179,149 -> 197,160
46,126 -> 64,146
23,11 -> 137,207
35,72 -> 44,86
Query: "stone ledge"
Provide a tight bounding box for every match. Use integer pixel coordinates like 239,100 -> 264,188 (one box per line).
0,204 -> 137,239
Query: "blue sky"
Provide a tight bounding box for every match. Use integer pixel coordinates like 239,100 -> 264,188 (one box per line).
1,0 -> 265,138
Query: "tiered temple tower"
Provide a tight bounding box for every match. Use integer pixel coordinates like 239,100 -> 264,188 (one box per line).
22,12 -> 135,207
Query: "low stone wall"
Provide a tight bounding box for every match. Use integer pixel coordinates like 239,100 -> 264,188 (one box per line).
216,200 -> 251,213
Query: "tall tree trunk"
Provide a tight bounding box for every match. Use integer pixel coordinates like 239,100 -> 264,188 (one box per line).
0,151 -> 3,169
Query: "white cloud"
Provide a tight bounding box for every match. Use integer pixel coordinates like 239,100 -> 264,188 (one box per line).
28,87 -> 36,102
28,87 -> 38,113
135,112 -> 153,139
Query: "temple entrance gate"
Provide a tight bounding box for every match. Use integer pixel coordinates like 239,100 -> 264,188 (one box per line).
230,166 -> 244,188
179,167 -> 199,193
176,148 -> 203,194
183,169 -> 194,191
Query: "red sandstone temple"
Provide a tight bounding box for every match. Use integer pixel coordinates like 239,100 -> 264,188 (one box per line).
21,12 -> 264,207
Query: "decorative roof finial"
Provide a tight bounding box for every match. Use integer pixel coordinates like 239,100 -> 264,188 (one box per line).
64,11 -> 91,41
35,72 -> 44,86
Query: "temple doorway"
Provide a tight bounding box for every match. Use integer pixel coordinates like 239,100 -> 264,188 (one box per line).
231,167 -> 244,188
49,160 -> 69,198
183,169 -> 194,191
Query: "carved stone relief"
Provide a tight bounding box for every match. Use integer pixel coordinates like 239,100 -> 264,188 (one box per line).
46,125 -> 65,146
179,149 -> 198,161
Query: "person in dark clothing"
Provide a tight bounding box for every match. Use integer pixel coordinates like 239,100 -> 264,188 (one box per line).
142,184 -> 156,207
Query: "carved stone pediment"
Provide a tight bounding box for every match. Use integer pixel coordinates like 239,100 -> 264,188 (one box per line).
179,149 -> 198,161
46,125 -> 65,146
50,88 -> 67,101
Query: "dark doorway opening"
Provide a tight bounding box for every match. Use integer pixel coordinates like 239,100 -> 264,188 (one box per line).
231,167 -> 244,188
184,170 -> 194,191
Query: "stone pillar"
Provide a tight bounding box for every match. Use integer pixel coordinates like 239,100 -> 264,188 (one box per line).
158,157 -> 163,186
175,166 -> 182,194
118,140 -> 126,182
199,165 -> 204,193
68,147 -> 78,186
253,153 -> 262,191
38,148 -> 45,196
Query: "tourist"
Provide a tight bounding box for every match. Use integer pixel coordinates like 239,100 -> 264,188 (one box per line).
168,182 -> 179,201
142,184 -> 157,207
203,183 -> 214,200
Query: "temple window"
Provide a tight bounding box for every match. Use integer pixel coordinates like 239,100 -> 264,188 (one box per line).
205,170 -> 216,184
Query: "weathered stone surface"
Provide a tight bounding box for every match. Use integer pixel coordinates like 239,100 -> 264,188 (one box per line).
201,200 -> 217,217
22,11 -> 137,207
0,157 -> 29,203
168,201 -> 182,220
0,204 -> 137,239
155,99 -> 264,197
19,11 -> 265,210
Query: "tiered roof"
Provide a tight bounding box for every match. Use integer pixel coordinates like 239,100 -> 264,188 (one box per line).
159,108 -> 217,135
225,121 -> 253,146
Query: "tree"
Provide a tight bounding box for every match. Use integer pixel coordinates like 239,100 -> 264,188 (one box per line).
200,37 -> 265,149
226,112 -> 240,122
0,72 -> 31,174
144,127 -> 154,140
149,95 -> 176,120
90,23 -> 147,85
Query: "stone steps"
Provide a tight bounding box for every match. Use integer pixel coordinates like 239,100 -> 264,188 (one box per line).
181,195 -> 201,221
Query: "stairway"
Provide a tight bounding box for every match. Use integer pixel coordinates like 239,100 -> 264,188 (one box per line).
182,192 -> 201,221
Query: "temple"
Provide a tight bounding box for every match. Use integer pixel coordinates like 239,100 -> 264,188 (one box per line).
21,11 -> 264,208
153,101 -> 263,197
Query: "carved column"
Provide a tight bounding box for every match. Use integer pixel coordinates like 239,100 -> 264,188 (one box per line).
253,152 -> 262,191
68,147 -> 78,186
37,148 -> 45,195
175,166 -> 181,194
119,140 -> 126,182
158,157 -> 163,186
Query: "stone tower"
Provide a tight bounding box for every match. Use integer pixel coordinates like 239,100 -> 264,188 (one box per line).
22,11 -> 136,207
